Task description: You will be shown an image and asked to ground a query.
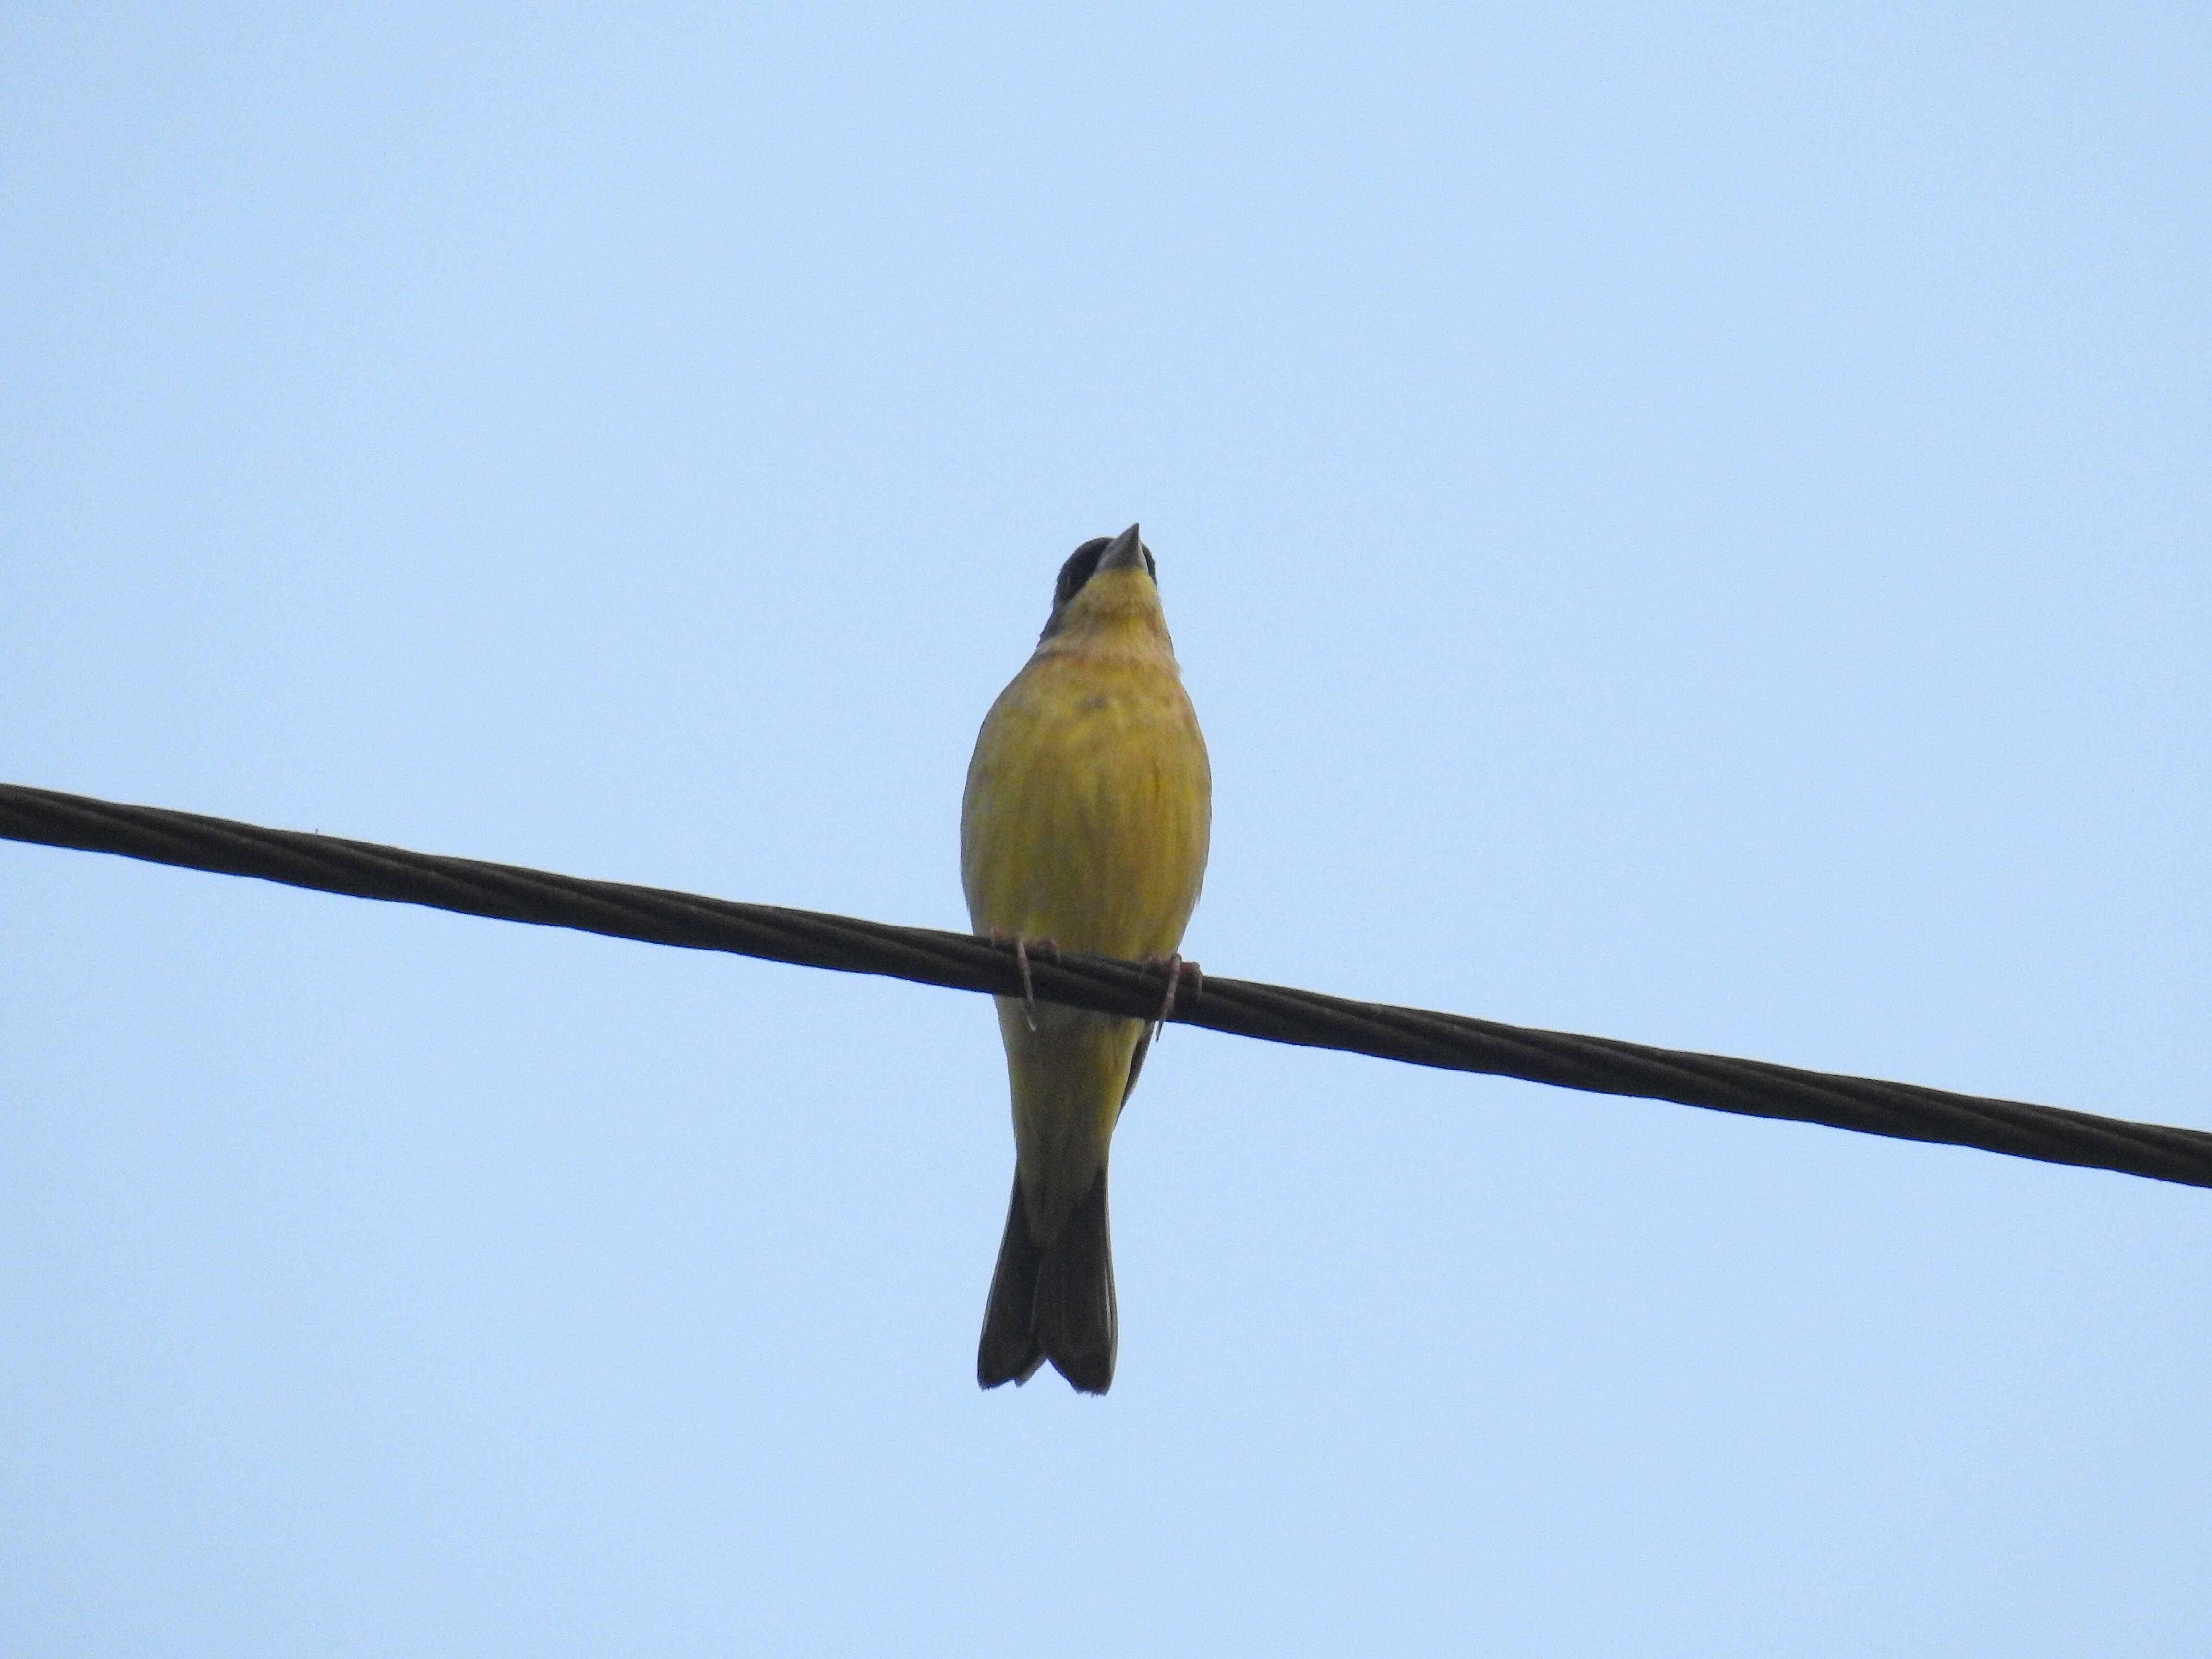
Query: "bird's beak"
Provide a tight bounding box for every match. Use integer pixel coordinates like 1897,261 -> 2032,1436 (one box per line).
1095,523 -> 1148,574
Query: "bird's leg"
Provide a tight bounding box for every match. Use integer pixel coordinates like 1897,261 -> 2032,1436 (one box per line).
1011,936 -> 1037,1031
1142,953 -> 1203,1038
991,932 -> 1060,1032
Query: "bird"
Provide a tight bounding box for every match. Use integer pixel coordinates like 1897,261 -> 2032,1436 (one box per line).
961,523 -> 1211,1394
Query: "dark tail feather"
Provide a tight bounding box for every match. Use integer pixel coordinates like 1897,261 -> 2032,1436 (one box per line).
977,1178 -> 1046,1388
1035,1166 -> 1117,1392
976,1167 -> 1118,1395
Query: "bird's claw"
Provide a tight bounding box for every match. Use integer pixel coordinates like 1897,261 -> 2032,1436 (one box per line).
1144,953 -> 1202,1038
991,932 -> 1060,1031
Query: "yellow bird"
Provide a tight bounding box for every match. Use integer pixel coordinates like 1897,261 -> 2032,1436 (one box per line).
962,524 -> 1211,1394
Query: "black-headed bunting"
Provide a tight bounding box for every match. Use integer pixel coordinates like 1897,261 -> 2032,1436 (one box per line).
961,525 -> 1210,1394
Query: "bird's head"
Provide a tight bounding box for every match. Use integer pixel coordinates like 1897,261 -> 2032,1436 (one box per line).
1039,523 -> 1168,647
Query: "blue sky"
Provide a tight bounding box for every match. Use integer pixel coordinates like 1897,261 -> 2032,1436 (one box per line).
5,4 -> 2208,1653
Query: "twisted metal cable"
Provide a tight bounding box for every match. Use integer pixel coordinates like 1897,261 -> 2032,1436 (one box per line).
5,781 -> 2207,1190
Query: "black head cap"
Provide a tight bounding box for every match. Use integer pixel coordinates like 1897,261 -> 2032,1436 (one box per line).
1046,524 -> 1155,631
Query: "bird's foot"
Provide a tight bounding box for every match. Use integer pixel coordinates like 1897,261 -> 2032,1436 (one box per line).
1142,953 -> 1203,1037
990,932 -> 1061,1031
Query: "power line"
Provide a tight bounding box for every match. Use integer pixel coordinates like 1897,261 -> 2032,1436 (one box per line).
5,781 -> 2206,1190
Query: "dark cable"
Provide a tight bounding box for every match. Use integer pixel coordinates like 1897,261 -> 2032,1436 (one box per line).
4,781 -> 2206,1190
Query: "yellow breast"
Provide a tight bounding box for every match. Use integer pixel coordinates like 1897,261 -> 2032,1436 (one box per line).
961,600 -> 1210,964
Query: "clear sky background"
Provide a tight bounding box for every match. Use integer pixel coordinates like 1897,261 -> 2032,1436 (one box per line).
4,4 -> 2208,1653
